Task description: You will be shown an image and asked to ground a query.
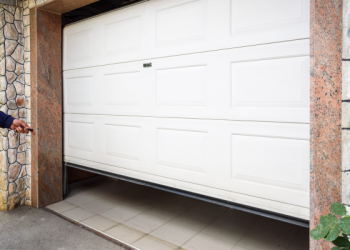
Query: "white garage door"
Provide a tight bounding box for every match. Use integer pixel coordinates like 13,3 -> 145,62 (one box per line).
63,0 -> 310,220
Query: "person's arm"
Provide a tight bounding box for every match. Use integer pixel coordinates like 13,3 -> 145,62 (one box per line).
10,119 -> 35,135
0,111 -> 15,129
0,112 -> 35,135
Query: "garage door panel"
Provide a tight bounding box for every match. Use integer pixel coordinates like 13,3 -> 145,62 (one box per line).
231,56 -> 309,108
64,67 -> 102,114
101,4 -> 146,65
64,24 -> 100,70
231,135 -> 309,189
157,128 -> 208,173
67,121 -> 94,152
152,118 -> 309,203
64,155 -> 309,219
63,0 -> 311,218
156,65 -> 208,107
65,116 -> 147,172
155,0 -> 207,47
66,29 -> 94,63
64,114 -> 309,207
230,0 -> 309,38
105,71 -> 142,107
64,40 -> 309,123
147,0 -> 309,60
63,0 -> 309,70
66,76 -> 94,106
105,124 -> 142,161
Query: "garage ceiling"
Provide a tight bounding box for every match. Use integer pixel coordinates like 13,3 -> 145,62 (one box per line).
63,0 -> 142,25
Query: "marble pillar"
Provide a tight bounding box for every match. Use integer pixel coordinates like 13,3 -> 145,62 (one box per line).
310,0 -> 343,249
30,7 -> 62,208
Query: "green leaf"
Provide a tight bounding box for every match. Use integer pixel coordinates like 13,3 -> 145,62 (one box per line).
320,214 -> 338,228
331,247 -> 341,250
310,225 -> 330,240
326,223 -> 341,241
333,237 -> 350,247
331,203 -> 347,216
339,217 -> 350,234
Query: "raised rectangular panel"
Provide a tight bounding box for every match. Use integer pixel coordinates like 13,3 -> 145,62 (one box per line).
156,0 -> 205,46
156,66 -> 206,106
231,0 -> 306,36
104,71 -> 140,106
67,122 -> 94,152
232,135 -> 308,189
232,57 -> 308,107
104,16 -> 140,55
67,29 -> 93,63
157,129 -> 207,173
66,76 -> 93,105
105,124 -> 141,161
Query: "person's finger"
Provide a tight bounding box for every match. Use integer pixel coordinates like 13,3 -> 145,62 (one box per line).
16,127 -> 24,134
19,120 -> 35,135
19,120 -> 29,128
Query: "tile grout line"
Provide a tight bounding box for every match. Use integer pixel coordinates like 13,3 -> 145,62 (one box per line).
65,190 -> 232,249
44,207 -> 139,250
49,180 -> 306,250
178,207 -> 229,249
125,198 -> 194,248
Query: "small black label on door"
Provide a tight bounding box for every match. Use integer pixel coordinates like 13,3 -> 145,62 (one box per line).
143,63 -> 152,68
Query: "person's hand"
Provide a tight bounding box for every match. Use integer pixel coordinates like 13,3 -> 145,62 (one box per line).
10,119 -> 35,135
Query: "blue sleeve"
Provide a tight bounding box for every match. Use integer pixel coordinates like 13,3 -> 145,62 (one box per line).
0,112 -> 14,129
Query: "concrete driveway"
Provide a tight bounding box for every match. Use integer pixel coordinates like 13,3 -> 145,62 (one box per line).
0,206 -> 124,250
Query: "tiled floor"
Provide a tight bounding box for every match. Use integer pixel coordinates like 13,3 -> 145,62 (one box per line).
47,178 -> 309,250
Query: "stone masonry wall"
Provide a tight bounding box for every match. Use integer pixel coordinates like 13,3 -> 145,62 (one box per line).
0,2 -> 31,211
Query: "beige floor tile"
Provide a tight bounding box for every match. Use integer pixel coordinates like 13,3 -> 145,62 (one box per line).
122,197 -> 162,211
65,192 -> 100,206
59,179 -> 308,250
103,191 -> 135,204
219,209 -> 261,227
146,202 -> 187,221
254,217 -> 299,240
46,201 -> 76,213
190,201 -> 228,217
287,240 -> 309,250
171,209 -> 217,231
81,215 -> 118,232
124,212 -> 168,234
151,221 -> 199,246
105,224 -> 145,244
62,207 -> 95,222
183,232 -> 234,250
238,228 -> 291,250
167,196 -> 200,209
154,192 -> 181,203
133,236 -> 177,250
201,219 -> 249,244
232,246 -> 250,250
67,187 -> 88,196
80,198 -> 119,214
101,205 -> 143,223
94,187 -> 122,198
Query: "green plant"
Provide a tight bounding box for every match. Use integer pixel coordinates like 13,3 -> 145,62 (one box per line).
310,202 -> 350,249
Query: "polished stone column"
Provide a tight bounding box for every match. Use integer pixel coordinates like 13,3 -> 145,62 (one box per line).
310,0 -> 343,249
30,7 -> 62,208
